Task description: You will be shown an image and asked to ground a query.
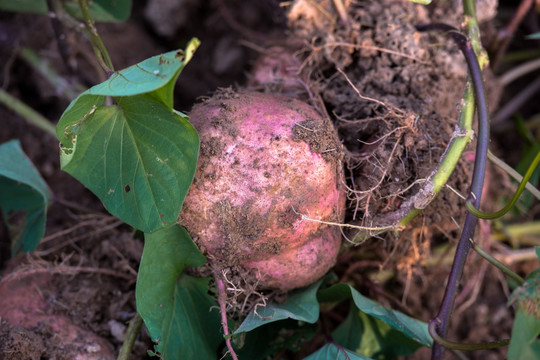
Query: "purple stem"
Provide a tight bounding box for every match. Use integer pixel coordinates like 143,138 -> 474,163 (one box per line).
416,23 -> 490,359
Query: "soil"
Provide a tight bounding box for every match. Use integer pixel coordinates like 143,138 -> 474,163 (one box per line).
0,0 -> 538,359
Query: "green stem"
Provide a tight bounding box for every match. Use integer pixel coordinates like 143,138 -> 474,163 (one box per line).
488,150 -> 540,200
395,82 -> 475,228
429,321 -> 510,351
0,89 -> 57,137
467,150 -> 540,219
471,240 -> 525,285
78,0 -> 114,73
463,0 -> 489,68
18,47 -> 85,101
117,313 -> 143,360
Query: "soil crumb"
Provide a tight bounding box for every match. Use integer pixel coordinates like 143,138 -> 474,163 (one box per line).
293,118 -> 343,163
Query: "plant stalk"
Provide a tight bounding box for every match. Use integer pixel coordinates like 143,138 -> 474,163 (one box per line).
488,150 -> 540,200
471,241 -> 525,285
395,84 -> 475,227
78,0 -> 114,73
0,88 -> 57,137
429,321 -> 509,351
467,150 -> 540,219
117,313 -> 143,360
415,23 -> 490,360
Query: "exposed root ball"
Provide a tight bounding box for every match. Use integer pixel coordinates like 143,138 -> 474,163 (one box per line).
179,90 -> 345,291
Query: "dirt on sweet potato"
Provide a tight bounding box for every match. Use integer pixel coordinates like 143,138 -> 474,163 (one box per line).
179,90 -> 346,292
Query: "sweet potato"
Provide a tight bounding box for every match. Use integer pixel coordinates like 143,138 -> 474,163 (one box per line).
179,90 -> 345,290
0,272 -> 115,360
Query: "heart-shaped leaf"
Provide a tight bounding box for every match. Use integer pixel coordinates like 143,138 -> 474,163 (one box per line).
56,39 -> 200,233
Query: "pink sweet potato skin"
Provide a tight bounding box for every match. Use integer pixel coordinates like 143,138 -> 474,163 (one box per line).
247,46 -> 304,92
244,227 -> 341,289
0,272 -> 115,360
179,90 -> 345,290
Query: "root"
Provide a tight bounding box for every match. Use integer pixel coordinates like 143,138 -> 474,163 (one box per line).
215,273 -> 239,360
292,207 -> 401,233
219,267 -> 270,319
336,67 -> 405,117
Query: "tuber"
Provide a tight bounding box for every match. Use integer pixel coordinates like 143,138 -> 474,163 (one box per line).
179,90 -> 345,291
247,46 -> 304,93
0,272 -> 115,360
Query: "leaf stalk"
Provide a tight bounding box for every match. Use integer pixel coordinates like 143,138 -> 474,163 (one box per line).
471,240 -> 525,285
416,22 -> 490,360
429,321 -> 509,351
117,313 -> 143,360
78,0 -> 114,73
0,88 -> 57,137
466,150 -> 540,219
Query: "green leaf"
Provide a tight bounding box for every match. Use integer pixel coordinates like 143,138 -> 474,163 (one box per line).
508,267 -> 540,359
82,39 -> 199,106
136,225 -> 222,359
63,0 -> 132,22
507,309 -> 540,360
234,277 -> 325,334
304,343 -> 374,360
333,309 -> 423,359
0,0 -> 47,14
56,39 -> 200,233
0,140 -> 52,255
0,0 -> 132,22
58,95 -> 199,232
318,283 -> 432,348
